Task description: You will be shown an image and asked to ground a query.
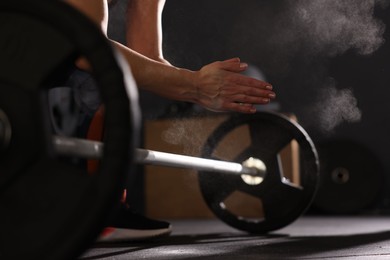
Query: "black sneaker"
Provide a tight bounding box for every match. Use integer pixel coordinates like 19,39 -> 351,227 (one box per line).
97,206 -> 172,242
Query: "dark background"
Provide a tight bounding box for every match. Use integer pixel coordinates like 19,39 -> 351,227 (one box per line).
109,0 -> 390,212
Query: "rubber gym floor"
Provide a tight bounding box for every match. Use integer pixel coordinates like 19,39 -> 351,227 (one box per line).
81,216 -> 390,259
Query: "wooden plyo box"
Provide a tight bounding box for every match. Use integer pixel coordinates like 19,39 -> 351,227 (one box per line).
143,114 -> 299,219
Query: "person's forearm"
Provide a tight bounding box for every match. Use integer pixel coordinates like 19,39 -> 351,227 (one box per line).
111,40 -> 198,102
126,0 -> 166,61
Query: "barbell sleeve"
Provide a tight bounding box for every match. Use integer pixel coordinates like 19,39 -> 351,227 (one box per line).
52,135 -> 265,177
53,135 -> 103,159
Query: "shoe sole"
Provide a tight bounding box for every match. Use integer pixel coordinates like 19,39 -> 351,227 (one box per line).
97,225 -> 172,243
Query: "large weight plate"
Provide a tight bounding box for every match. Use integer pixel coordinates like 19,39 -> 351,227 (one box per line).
0,1 -> 138,259
198,112 -> 319,233
312,140 -> 384,214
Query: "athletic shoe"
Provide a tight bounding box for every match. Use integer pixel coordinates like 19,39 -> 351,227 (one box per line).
97,206 -> 172,242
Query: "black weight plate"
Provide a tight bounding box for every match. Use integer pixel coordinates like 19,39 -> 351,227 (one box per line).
312,140 -> 384,214
0,1 -> 138,259
198,112 -> 319,233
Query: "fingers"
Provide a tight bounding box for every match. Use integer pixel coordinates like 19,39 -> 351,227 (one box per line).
217,57 -> 248,73
224,96 -> 273,113
230,72 -> 272,89
224,102 -> 257,114
218,59 -> 273,91
217,85 -> 276,113
203,93 -> 275,114
233,103 -> 257,114
219,83 -> 276,104
233,94 -> 273,105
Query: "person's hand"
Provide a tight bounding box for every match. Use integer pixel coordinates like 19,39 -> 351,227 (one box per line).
194,58 -> 276,113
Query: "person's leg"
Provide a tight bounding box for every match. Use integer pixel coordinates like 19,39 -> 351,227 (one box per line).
68,69 -> 171,242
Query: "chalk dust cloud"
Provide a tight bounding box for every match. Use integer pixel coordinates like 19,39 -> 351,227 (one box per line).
229,0 -> 389,132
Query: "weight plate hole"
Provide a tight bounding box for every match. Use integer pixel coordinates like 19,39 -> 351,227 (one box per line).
222,191 -> 265,221
279,139 -> 301,188
331,167 -> 350,184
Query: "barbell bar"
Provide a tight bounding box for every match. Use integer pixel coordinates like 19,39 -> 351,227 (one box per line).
52,135 -> 266,177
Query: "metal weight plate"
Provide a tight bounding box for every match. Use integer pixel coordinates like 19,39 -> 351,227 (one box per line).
312,140 -> 384,214
198,112 -> 319,233
0,1 -> 138,259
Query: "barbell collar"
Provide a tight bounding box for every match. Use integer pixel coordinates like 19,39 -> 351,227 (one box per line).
52,135 -> 265,177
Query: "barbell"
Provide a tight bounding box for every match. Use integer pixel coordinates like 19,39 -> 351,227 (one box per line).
0,0 -> 319,259
51,136 -> 265,177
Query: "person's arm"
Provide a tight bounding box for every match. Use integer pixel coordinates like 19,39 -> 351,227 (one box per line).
65,0 -> 275,114
112,40 -> 274,113
126,0 -> 168,63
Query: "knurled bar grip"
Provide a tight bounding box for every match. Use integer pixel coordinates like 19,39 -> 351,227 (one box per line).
52,135 -> 264,177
